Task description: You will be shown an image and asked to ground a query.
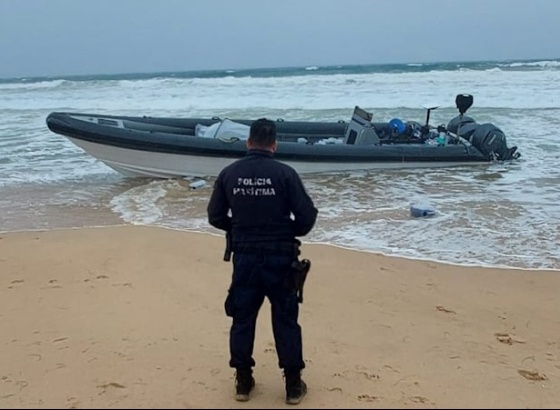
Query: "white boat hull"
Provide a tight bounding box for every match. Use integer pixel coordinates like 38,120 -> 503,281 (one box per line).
69,137 -> 482,178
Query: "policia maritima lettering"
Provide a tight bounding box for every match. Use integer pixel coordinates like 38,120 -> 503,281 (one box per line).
207,118 -> 318,405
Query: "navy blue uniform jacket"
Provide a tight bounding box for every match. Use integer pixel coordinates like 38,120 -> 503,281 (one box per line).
207,149 -> 318,245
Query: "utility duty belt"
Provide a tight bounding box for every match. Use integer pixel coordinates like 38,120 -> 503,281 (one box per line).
232,241 -> 301,255
223,233 -> 301,262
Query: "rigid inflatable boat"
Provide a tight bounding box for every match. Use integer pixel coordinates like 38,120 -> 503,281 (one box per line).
45,94 -> 520,178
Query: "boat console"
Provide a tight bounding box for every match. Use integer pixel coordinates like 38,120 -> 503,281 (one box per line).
343,106 -> 380,145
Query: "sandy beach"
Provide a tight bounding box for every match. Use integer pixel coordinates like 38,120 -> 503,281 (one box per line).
1,225 -> 559,409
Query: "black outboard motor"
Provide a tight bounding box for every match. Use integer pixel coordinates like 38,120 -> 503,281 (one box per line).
447,115 -> 476,134
448,93 -> 520,161
469,124 -> 520,161
452,93 -> 474,137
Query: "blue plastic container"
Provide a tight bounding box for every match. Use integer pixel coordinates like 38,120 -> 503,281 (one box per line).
389,118 -> 406,135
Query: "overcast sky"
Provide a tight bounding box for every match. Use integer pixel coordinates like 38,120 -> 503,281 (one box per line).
0,0 -> 558,78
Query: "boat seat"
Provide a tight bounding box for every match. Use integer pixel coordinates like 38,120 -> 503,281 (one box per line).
344,106 -> 380,145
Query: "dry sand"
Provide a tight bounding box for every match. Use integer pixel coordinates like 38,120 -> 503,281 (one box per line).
1,225 -> 559,409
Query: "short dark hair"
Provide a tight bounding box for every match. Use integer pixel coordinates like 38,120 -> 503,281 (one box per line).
249,118 -> 276,148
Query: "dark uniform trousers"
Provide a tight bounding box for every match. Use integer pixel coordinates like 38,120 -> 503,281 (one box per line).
225,248 -> 305,372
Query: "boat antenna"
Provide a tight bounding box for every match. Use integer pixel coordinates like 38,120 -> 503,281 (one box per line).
455,94 -> 473,137
422,103 -> 440,130
425,108 -> 432,127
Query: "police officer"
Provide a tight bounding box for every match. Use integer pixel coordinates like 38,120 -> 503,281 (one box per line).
207,118 -> 318,405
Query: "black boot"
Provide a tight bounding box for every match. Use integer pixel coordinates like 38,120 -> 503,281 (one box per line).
235,368 -> 255,402
284,369 -> 307,405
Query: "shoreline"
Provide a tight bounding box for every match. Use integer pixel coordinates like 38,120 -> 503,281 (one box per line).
2,223 -> 558,273
2,225 -> 560,408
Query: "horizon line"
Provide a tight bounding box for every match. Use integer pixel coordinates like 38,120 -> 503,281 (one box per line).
1,56 -> 558,82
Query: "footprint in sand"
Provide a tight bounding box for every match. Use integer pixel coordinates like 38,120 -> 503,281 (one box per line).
409,395 -> 431,404
358,371 -> 379,380
112,282 -> 133,288
8,279 -> 24,289
358,394 -> 380,402
518,369 -> 547,381
495,332 -> 526,345
67,396 -> 80,409
97,382 -> 126,395
436,305 -> 456,314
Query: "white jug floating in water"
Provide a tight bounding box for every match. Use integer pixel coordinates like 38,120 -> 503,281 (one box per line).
189,179 -> 207,189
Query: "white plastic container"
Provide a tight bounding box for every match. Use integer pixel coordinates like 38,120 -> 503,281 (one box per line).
410,203 -> 436,218
189,179 -> 207,189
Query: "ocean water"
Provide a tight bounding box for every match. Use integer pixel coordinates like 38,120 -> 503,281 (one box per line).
1,59 -> 560,270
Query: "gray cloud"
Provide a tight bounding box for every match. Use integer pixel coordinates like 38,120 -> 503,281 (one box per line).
0,0 -> 558,78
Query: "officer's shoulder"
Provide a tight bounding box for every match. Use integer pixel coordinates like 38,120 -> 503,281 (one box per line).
272,159 -> 299,176
219,158 -> 246,175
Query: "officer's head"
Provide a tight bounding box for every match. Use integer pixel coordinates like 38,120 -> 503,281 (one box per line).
247,118 -> 277,152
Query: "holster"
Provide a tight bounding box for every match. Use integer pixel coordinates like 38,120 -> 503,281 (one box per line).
224,290 -> 235,317
223,231 -> 232,262
291,258 -> 311,303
